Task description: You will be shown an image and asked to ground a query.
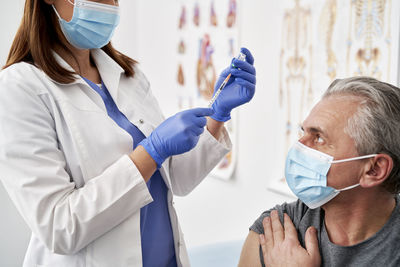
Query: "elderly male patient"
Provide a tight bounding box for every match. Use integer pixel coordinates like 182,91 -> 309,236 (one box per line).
239,77 -> 400,266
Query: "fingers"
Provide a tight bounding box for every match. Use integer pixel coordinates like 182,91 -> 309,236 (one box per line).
236,78 -> 256,89
283,213 -> 300,245
192,116 -> 207,128
218,67 -> 231,81
259,234 -> 268,265
236,78 -> 256,99
231,69 -> 256,84
240,47 -> 255,65
174,108 -> 212,137
183,108 -> 210,135
231,59 -> 256,75
305,227 -> 320,259
189,107 -> 215,117
262,216 -> 274,252
187,124 -> 205,136
270,210 -> 284,244
187,135 -> 201,149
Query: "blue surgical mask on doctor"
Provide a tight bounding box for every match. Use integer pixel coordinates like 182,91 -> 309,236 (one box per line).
285,141 -> 377,209
52,0 -> 120,50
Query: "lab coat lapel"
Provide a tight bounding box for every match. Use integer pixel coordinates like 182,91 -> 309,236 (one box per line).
91,49 -> 124,107
52,51 -> 107,113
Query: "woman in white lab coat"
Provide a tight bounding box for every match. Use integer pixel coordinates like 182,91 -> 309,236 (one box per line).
0,0 -> 256,266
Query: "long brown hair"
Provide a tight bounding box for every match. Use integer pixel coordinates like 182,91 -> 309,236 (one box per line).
3,0 -> 136,84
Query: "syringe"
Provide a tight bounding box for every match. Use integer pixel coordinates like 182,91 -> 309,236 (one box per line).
208,52 -> 247,108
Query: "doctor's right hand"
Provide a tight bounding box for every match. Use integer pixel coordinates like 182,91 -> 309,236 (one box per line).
138,108 -> 214,168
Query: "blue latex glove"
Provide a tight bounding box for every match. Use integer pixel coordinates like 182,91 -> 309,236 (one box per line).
210,47 -> 256,122
139,108 -> 214,168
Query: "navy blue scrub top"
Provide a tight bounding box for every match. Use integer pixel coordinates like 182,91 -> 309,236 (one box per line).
82,77 -> 177,267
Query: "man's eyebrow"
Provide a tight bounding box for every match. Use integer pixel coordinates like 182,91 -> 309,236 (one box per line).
301,125 -> 328,137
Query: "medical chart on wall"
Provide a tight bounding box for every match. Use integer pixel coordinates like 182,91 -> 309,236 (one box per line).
270,0 -> 400,196
175,0 -> 240,180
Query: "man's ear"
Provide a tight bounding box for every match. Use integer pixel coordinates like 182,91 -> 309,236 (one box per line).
360,154 -> 393,188
43,0 -> 56,5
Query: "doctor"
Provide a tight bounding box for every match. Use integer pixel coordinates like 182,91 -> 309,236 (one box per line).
0,0 -> 256,266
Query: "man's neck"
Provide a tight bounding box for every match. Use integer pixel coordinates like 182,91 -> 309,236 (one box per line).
323,190 -> 396,246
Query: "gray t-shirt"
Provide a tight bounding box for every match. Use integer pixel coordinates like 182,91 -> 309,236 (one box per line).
250,195 -> 400,266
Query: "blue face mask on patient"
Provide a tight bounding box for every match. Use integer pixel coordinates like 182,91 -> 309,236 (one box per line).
52,0 -> 120,49
285,141 -> 377,209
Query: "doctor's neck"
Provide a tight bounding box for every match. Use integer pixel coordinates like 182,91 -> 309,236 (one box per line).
55,44 -> 101,83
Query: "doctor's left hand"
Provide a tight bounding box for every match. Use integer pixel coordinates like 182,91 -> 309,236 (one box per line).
259,210 -> 321,267
210,47 -> 256,122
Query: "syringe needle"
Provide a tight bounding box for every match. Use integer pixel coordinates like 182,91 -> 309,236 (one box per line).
207,51 -> 246,109
208,73 -> 231,108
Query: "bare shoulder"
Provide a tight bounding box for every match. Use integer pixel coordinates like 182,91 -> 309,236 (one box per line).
238,230 -> 262,267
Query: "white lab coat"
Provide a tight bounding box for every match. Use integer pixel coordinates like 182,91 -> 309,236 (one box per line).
0,49 -> 231,267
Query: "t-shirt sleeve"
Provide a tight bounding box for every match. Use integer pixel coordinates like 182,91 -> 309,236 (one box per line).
249,199 -> 308,234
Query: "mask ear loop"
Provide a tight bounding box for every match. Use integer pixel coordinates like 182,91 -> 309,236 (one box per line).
331,154 -> 377,193
335,183 -> 360,193
332,154 -> 377,164
52,0 -> 76,21
52,5 -> 62,19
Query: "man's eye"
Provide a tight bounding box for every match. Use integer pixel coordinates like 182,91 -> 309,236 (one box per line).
316,135 -> 324,144
298,127 -> 305,138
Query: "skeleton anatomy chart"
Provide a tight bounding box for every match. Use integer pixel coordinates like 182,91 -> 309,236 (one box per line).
272,0 -> 400,196
176,0 -> 239,180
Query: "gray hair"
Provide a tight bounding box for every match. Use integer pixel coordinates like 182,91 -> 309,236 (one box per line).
323,76 -> 400,194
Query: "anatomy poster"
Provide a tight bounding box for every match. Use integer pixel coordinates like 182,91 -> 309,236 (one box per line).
176,0 -> 240,180
271,0 -> 400,196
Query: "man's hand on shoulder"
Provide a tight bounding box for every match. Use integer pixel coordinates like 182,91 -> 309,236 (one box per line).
259,210 -> 321,267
